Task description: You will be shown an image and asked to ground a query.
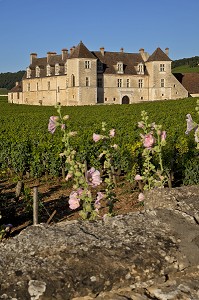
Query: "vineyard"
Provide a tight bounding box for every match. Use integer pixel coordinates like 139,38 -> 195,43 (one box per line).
0,96 -> 198,184
0,96 -> 199,231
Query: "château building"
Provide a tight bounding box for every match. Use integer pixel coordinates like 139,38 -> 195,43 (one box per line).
8,41 -> 188,105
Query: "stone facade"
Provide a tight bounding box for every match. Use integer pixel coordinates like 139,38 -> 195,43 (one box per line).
8,41 -> 188,106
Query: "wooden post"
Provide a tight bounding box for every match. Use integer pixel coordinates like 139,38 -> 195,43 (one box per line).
33,187 -> 39,225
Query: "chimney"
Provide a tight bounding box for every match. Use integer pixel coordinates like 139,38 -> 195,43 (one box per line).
165,47 -> 169,56
62,48 -> 68,60
139,48 -> 144,54
70,46 -> 76,55
30,53 -> 37,64
47,51 -> 56,63
120,47 -> 124,53
15,81 -> 19,86
100,47 -> 105,56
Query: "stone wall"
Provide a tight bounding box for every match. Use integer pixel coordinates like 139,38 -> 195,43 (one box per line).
0,185 -> 199,299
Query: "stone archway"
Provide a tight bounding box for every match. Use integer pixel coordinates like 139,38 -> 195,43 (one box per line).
122,95 -> 130,104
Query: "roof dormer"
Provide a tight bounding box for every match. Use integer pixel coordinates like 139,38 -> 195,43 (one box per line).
26,67 -> 31,79
35,66 -> 40,78
55,63 -> 60,75
46,64 -> 51,76
137,62 -> 144,75
117,61 -> 124,74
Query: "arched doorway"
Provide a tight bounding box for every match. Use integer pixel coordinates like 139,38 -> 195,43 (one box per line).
122,95 -> 130,104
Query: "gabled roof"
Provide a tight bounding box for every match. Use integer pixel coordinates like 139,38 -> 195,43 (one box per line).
174,73 -> 199,94
147,47 -> 172,62
70,41 -> 96,59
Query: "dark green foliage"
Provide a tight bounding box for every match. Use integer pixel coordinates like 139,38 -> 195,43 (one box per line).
183,156 -> 199,185
0,71 -> 25,90
172,56 -> 199,69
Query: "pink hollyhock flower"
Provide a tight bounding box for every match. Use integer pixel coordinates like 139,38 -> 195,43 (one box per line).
93,133 -> 102,142
161,131 -> 166,141
138,193 -> 145,202
143,133 -> 155,149
48,116 -> 59,134
61,124 -> 65,131
94,192 -> 104,211
185,114 -> 198,134
86,167 -> 102,187
135,174 -> 142,181
68,191 -> 81,210
109,129 -> 115,137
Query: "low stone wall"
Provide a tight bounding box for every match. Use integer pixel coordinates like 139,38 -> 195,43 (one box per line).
0,185 -> 199,299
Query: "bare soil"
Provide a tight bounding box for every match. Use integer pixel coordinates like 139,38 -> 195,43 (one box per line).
0,177 -> 142,237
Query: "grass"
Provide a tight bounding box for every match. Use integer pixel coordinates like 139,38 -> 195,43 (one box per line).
172,65 -> 199,73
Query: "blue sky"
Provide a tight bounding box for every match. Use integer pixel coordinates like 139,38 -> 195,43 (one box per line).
0,0 -> 198,73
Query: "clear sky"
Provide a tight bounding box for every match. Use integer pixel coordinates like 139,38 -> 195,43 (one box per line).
0,0 -> 198,73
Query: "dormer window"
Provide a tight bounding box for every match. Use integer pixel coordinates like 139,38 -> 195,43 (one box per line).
117,62 -> 123,74
137,63 -> 144,74
55,63 -> 60,75
35,66 -> 40,78
64,62 -> 67,74
26,67 -> 31,78
46,64 -> 51,76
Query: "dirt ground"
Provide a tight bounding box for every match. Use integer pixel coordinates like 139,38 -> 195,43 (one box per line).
0,176 -> 142,237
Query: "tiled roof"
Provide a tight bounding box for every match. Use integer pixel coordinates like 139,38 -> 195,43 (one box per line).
93,51 -> 146,75
30,57 -> 47,68
10,82 -> 22,92
147,47 -> 172,62
25,43 -> 171,78
70,41 -> 96,59
174,73 -> 199,94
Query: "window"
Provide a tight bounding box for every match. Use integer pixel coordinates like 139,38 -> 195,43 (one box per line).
161,79 -> 165,87
27,83 -> 30,91
160,64 -> 165,72
26,67 -> 31,79
138,79 -> 143,88
97,78 -> 103,87
46,64 -> 51,76
36,82 -> 39,91
117,79 -> 122,87
35,66 -> 40,77
55,63 -> 60,75
71,74 -> 75,87
48,81 -> 50,90
127,79 -> 130,88
117,62 -> 123,74
138,63 -> 144,74
86,77 -> 90,87
17,92 -> 19,99
85,61 -> 91,69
